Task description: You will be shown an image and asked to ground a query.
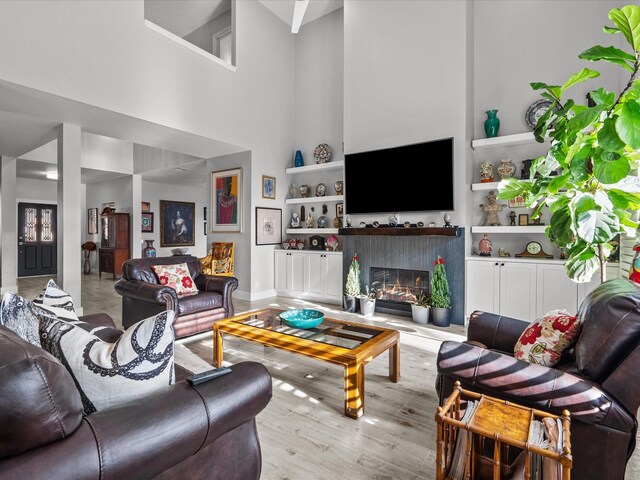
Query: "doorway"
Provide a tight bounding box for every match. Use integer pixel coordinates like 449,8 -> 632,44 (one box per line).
17,202 -> 57,277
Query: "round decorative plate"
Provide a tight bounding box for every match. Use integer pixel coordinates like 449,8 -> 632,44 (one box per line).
279,309 -> 324,329
525,99 -> 553,130
313,143 -> 332,164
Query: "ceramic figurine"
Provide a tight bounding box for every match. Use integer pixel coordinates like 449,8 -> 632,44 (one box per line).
497,159 -> 517,179
509,211 -> 517,226
315,183 -> 326,197
306,213 -> 313,228
299,184 -> 310,198
345,215 -> 352,228
333,217 -> 342,228
444,212 -> 452,227
290,212 -> 300,228
480,161 -> 494,183
479,233 -> 492,256
480,191 -> 506,226
498,247 -> 511,257
334,181 -> 343,195
326,234 -> 339,251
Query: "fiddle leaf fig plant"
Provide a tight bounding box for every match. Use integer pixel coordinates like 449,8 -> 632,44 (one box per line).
498,4 -> 640,284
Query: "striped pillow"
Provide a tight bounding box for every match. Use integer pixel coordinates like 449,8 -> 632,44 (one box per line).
33,279 -> 79,322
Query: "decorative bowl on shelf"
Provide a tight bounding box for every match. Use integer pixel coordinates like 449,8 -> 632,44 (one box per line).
279,309 -> 324,329
171,248 -> 190,256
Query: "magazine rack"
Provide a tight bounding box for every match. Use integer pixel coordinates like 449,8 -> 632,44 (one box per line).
435,382 -> 572,480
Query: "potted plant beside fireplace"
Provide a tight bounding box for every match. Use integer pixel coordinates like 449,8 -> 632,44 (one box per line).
358,286 -> 376,317
430,256 -> 451,327
344,254 -> 361,313
410,290 -> 430,324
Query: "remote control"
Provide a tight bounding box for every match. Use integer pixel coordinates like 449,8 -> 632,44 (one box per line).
187,366 -> 232,385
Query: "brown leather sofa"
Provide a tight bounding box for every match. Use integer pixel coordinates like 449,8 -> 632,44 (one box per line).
0,311 -> 272,480
115,255 -> 238,339
436,277 -> 640,480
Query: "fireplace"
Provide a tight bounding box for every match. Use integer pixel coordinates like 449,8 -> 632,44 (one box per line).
370,267 -> 429,314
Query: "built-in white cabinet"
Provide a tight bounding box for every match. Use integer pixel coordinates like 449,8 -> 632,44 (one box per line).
274,250 -> 343,304
465,258 -> 620,322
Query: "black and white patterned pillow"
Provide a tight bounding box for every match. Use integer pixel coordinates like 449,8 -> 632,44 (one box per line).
0,292 -> 56,347
33,279 -> 79,322
40,310 -> 176,414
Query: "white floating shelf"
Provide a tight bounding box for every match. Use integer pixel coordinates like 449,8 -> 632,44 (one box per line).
471,182 -> 501,191
285,228 -> 339,235
285,195 -> 343,205
471,132 -> 547,150
285,160 -> 344,175
471,225 -> 547,234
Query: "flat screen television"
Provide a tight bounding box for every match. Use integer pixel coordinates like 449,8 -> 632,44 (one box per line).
344,137 -> 454,215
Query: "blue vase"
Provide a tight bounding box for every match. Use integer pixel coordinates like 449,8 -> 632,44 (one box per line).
294,150 -> 304,167
484,109 -> 500,138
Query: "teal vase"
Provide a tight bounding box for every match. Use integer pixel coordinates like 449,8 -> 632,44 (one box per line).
294,150 -> 304,167
484,109 -> 500,138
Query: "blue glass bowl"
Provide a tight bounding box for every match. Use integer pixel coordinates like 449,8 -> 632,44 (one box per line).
279,309 -> 324,329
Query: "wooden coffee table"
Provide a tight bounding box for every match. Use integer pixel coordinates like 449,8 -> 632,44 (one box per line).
213,307 -> 400,419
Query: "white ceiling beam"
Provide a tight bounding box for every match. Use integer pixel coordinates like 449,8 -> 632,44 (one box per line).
291,0 -> 310,34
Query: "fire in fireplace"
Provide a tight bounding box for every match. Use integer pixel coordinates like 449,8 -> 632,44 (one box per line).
370,267 -> 429,312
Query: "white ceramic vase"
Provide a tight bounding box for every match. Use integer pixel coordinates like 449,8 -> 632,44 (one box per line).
411,304 -> 430,324
359,297 -> 376,316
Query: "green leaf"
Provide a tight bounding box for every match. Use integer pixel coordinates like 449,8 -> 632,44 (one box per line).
589,88 -> 616,107
578,45 -> 634,72
550,207 -> 574,244
603,26 -> 620,34
616,101 -> 640,149
561,68 -> 601,92
598,117 -> 626,151
573,193 -> 598,214
608,6 -> 640,52
496,178 -> 528,200
576,209 -> 619,244
548,173 -> 570,193
567,104 -> 607,131
608,189 -> 640,209
530,82 -> 561,100
593,150 -> 630,184
533,106 -> 554,142
565,245 -> 599,283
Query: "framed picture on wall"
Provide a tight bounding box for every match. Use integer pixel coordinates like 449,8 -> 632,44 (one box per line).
141,212 -> 154,233
262,175 -> 276,199
255,207 -> 282,245
160,200 -> 195,247
211,167 -> 242,232
141,201 -> 151,212
87,208 -> 98,234
336,203 -> 344,218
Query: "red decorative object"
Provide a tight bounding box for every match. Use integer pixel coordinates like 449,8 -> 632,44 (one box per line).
629,243 -> 640,284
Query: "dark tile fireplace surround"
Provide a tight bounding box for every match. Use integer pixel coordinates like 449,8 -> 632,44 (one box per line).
340,227 -> 465,325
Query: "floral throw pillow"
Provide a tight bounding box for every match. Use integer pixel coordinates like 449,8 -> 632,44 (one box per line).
151,263 -> 198,296
514,309 -> 581,367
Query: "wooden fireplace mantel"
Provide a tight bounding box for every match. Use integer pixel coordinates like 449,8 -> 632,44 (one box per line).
338,226 -> 460,236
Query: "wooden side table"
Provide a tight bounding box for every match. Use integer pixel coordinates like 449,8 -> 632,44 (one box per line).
435,381 -> 572,479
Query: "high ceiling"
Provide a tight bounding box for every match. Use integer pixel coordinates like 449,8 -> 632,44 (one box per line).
257,0 -> 343,29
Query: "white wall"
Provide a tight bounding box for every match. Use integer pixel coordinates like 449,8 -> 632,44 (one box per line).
184,11 -> 232,58
343,0 -> 470,228
16,177 -> 57,203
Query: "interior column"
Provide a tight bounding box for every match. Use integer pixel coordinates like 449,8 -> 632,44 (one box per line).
131,174 -> 142,258
57,123 -> 83,315
0,156 -> 18,294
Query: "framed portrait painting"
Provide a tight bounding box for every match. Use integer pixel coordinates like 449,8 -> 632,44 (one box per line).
160,200 -> 195,247
211,168 -> 242,232
255,207 -> 282,245
141,212 -> 154,233
262,175 -> 276,199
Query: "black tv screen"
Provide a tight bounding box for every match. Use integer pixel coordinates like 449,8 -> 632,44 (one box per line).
344,137 -> 454,215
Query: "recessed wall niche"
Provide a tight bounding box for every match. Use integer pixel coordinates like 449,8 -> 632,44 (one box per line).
144,0 -> 235,67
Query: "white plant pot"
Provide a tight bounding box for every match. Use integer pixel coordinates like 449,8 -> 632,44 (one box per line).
359,298 -> 376,316
411,304 -> 430,324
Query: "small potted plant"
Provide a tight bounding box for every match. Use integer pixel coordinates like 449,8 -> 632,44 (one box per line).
358,286 -> 376,317
430,256 -> 452,327
344,254 -> 361,313
410,290 -> 430,324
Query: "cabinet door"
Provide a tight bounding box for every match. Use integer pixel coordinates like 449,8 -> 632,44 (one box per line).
324,254 -> 343,300
306,253 -> 325,297
499,262 -> 537,321
288,253 -> 306,296
274,252 -> 288,293
536,263 -> 579,317
466,260 -> 499,317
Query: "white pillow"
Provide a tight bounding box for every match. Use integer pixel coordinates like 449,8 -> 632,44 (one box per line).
33,279 -> 79,322
40,310 -> 176,414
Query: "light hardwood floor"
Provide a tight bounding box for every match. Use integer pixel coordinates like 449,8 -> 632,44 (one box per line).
15,273 -> 640,480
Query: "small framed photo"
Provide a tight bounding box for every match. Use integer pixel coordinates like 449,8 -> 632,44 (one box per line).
518,214 -> 529,226
508,194 -> 526,208
255,207 -> 282,245
336,203 -> 344,218
141,201 -> 151,212
88,208 -> 98,234
141,212 -> 154,233
262,175 -> 276,199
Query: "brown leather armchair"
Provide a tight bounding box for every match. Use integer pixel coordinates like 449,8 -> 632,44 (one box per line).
0,312 -> 272,480
436,277 -> 640,480
115,255 -> 238,339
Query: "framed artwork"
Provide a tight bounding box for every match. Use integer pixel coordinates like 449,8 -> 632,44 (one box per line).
336,203 -> 344,218
141,201 -> 151,212
87,208 -> 98,234
508,194 -> 527,208
211,167 -> 242,232
159,200 -> 195,247
141,212 -> 154,233
255,207 -> 282,245
518,214 -> 529,226
262,175 -> 276,199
